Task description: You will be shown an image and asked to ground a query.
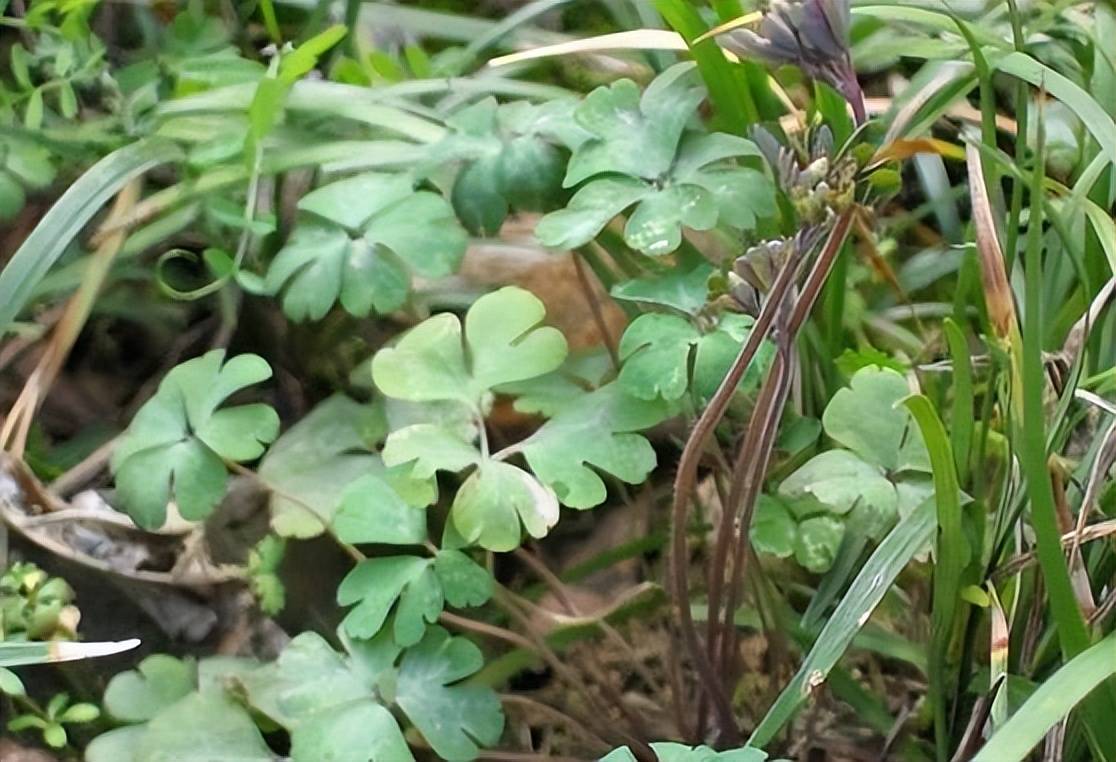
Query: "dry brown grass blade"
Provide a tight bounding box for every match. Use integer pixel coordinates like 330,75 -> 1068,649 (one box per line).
692,11 -> 763,44
487,29 -> 707,68
965,144 -> 1020,347
995,518 -> 1116,578
1,180 -> 141,457
873,137 -> 965,164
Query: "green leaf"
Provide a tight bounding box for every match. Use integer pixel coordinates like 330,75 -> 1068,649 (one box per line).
537,70 -> 771,256
434,549 -> 493,607
290,701 -> 412,762
794,516 -> 845,573
57,80 -> 78,119
241,632 -> 369,728
0,172 -> 26,220
750,500 -> 937,746
338,550 -> 492,643
111,350 -> 278,529
267,173 -> 467,321
520,383 -> 670,508
137,693 -> 274,762
751,495 -> 797,559
624,184 -> 717,256
382,423 -> 480,479
394,627 -> 505,760
565,64 -> 704,185
617,313 -> 700,401
691,313 -> 774,405
822,366 -> 930,473
332,473 -> 428,545
834,347 -> 907,379
43,723 -> 66,748
279,25 -> 347,83
10,43 -> 32,89
971,631 -> 1116,762
611,255 -> 714,315
24,87 -> 43,130
435,98 -> 573,234
372,286 -> 568,409
338,556 -> 440,644
466,285 -> 569,392
0,667 -> 25,696
258,395 -> 389,538
104,655 -> 196,723
496,349 -> 612,417
59,702 -> 100,724
239,633 -> 413,762
779,450 -> 897,523
534,175 -> 651,251
450,460 -> 559,552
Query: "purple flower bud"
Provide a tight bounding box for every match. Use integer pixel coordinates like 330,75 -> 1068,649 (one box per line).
719,0 -> 865,124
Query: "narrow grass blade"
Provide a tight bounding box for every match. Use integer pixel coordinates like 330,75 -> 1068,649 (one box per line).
971,632 -> 1116,762
904,394 -> 967,761
0,639 -> 141,668
943,319 -> 974,483
749,499 -> 936,747
654,0 -> 758,130
994,52 -> 1116,169
0,138 -> 183,335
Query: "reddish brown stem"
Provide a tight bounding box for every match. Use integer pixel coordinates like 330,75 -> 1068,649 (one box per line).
669,209 -> 854,742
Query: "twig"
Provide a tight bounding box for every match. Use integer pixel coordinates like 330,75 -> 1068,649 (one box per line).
571,252 -> 619,368
50,436 -> 118,497
500,693 -> 612,754
440,611 -> 537,652
490,587 -> 654,759
995,518 -> 1116,578
514,548 -> 662,695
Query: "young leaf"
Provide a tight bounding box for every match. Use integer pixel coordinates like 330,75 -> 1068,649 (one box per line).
564,64 -> 704,185
338,550 -> 492,643
266,173 -> 467,321
823,366 -> 929,473
779,449 -> 897,521
794,515 -> 845,573
519,383 -> 671,508
372,286 -> 568,410
393,627 -> 505,760
338,556 -> 440,644
111,350 -> 279,529
103,655 -> 196,723
332,473 -> 428,546
259,395 -> 382,537
136,693 -> 273,762
450,460 -> 560,552
617,313 -> 701,401
535,65 -> 774,255
751,495 -> 797,559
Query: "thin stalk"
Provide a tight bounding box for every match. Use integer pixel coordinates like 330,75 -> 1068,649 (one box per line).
716,342 -> 793,701
668,209 -> 854,741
